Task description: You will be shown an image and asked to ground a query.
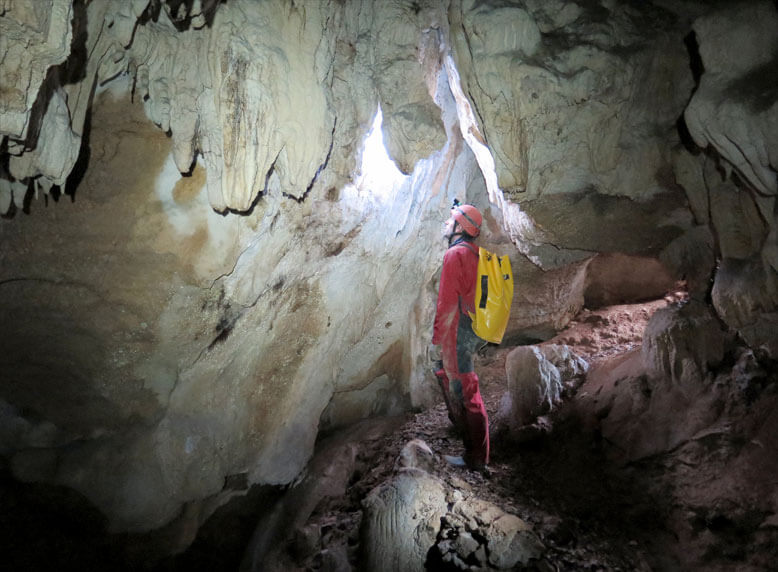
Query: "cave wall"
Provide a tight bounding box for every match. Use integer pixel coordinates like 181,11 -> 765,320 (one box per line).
0,0 -> 481,533
1,0 -> 777,538
684,0 -> 778,356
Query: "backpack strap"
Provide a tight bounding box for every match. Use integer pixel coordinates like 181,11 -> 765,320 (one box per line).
451,241 -> 478,317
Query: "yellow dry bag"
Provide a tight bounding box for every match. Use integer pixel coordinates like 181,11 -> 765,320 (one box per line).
469,247 -> 513,344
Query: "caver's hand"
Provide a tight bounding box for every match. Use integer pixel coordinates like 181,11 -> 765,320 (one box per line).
428,343 -> 441,363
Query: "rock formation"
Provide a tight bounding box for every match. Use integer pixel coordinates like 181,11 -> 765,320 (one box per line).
496,343 -> 589,439
1,0 -> 777,568
360,439 -> 545,571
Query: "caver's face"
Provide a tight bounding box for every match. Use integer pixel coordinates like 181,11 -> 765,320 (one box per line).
442,216 -> 458,240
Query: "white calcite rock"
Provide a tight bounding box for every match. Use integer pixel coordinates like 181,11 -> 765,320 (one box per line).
446,0 -> 701,272
451,1 -> 695,200
8,88 -> 81,186
679,2 -> 778,353
0,8 -> 476,531
122,0 -> 337,211
0,0 -> 73,139
712,257 -> 778,358
684,0 -> 778,196
361,469 -> 447,572
0,2 -> 461,228
497,344 -> 589,436
361,440 -> 545,572
642,301 -> 727,386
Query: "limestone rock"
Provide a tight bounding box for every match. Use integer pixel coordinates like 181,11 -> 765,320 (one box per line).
709,173 -> 770,261
591,301 -> 730,460
450,0 -> 696,269
7,88 -> 81,186
672,147 -> 709,226
394,439 -> 436,473
1,0 -> 776,553
0,0 -> 475,534
518,190 -> 693,263
712,257 -> 778,358
0,0 -> 73,139
497,344 -> 589,436
505,257 -> 589,343
320,374 -> 409,431
584,253 -> 675,308
684,0 -> 778,196
487,513 -> 545,569
361,440 -> 545,571
659,225 -> 716,300
372,1 -> 448,174
129,0 -> 338,211
3,0 -> 705,271
642,300 -> 726,386
0,0 -> 448,213
360,468 -> 447,572
433,496 -> 545,570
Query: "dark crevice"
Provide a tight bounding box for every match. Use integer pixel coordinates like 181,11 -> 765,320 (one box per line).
59,0 -> 89,86
1,458 -> 285,572
676,113 -> 700,155
206,309 -> 241,351
62,82 -> 94,203
676,31 -> 705,155
684,31 -> 704,88
181,148 -> 199,177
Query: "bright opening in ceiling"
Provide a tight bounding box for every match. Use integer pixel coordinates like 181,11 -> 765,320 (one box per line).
354,106 -> 407,201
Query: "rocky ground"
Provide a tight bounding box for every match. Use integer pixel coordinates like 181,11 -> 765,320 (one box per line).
280,297 -> 682,572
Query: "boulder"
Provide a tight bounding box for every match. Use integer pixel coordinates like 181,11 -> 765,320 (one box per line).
360,439 -> 546,571
712,257 -> 778,359
584,252 -> 676,308
360,464 -> 447,572
435,496 -> 545,570
497,344 -> 589,437
593,301 -> 730,461
642,300 -> 727,386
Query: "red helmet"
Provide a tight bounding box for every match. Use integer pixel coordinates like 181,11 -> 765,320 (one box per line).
452,204 -> 482,237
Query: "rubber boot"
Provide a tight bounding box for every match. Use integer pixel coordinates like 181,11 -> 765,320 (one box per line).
459,371 -> 490,468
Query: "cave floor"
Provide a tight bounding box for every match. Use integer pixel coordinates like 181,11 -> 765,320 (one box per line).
288,297 -> 689,572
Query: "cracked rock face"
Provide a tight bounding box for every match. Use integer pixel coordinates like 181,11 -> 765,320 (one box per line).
0,0 -> 777,543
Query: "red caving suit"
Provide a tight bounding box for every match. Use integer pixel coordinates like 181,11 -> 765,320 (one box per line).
432,238 -> 490,467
